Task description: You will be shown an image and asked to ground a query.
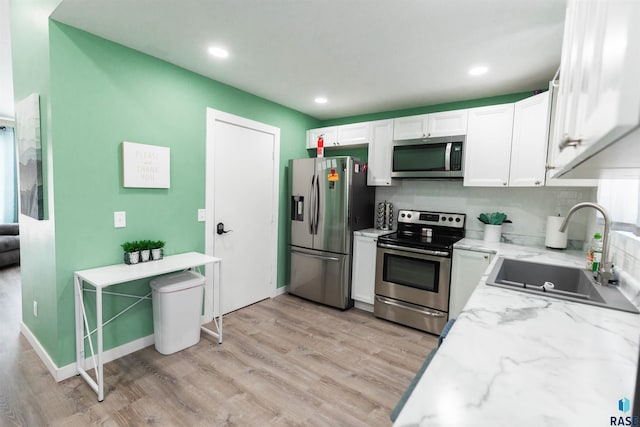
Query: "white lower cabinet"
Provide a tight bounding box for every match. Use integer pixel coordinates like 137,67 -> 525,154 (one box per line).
449,249 -> 494,318
351,232 -> 378,310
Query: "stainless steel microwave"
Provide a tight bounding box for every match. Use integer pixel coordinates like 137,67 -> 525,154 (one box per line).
391,135 -> 465,179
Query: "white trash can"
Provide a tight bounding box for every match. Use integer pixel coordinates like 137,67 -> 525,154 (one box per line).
150,271 -> 205,355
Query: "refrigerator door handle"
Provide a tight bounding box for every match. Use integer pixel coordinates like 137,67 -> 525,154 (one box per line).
291,248 -> 340,262
314,173 -> 320,235
309,174 -> 316,235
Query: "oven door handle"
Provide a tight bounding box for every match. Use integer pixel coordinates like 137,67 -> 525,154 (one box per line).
377,243 -> 449,257
376,296 -> 447,317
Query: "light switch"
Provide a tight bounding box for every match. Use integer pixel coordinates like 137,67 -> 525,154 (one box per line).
197,209 -> 206,222
114,211 -> 126,228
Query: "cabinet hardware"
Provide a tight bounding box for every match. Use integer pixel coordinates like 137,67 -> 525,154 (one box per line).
535,180 -> 541,185
559,135 -> 583,151
545,164 -> 556,171
503,182 -> 507,186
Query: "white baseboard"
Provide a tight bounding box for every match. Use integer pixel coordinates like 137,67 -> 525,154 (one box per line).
272,285 -> 288,297
20,322 -> 63,381
20,322 -> 154,382
354,300 -> 374,313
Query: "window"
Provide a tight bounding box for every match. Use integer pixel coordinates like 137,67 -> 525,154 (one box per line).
597,178 -> 640,234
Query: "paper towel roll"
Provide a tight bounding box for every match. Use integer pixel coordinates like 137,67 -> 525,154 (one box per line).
545,216 -> 568,249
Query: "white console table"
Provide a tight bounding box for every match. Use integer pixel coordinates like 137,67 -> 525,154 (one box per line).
74,252 -> 221,401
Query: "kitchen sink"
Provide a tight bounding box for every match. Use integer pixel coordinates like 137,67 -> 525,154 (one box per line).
486,257 -> 639,314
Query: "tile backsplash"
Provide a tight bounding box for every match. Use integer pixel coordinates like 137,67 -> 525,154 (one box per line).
376,181 -> 597,247
610,232 -> 640,307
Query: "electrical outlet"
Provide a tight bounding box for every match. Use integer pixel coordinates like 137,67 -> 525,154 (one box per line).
114,211 -> 126,228
33,301 -> 38,317
197,209 -> 206,222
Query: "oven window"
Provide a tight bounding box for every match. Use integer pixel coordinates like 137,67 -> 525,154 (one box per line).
383,253 -> 440,292
393,143 -> 447,172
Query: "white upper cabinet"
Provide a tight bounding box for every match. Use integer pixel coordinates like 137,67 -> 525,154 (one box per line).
509,92 -> 549,187
549,0 -> 640,178
336,122 -> 370,147
393,114 -> 428,140
427,110 -> 469,138
464,103 -> 515,187
367,120 -> 394,186
392,110 -> 468,140
306,123 -> 370,149
306,126 -> 337,149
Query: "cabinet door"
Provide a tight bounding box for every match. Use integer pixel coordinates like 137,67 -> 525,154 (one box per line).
463,104 -> 514,187
427,110 -> 469,137
336,122 -> 370,147
393,114 -> 428,140
367,120 -> 394,186
449,249 -> 493,318
351,234 -> 378,306
307,126 -> 337,149
509,92 -> 549,187
551,0 -> 640,177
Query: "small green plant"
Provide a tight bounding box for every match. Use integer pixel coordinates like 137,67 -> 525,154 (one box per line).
152,240 -> 165,249
121,241 -> 138,253
140,240 -> 154,251
477,212 -> 512,225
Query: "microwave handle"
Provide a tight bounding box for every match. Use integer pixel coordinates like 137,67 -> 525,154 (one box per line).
445,142 -> 452,171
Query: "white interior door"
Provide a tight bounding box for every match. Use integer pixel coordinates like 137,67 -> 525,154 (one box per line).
205,109 -> 280,317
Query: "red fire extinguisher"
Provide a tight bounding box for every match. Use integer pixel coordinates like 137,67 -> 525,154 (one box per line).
317,135 -> 324,158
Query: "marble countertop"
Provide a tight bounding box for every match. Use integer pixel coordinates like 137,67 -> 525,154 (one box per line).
354,228 -> 395,238
394,238 -> 640,427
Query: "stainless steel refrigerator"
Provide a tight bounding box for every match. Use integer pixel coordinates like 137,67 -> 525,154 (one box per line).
289,156 -> 374,309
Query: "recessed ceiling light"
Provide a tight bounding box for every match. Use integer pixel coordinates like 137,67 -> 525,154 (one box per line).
315,97 -> 328,104
469,66 -> 489,76
208,47 -> 229,59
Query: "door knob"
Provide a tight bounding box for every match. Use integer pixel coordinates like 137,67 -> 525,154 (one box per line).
216,222 -> 231,235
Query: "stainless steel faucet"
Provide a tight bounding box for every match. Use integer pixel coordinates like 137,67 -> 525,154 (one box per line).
559,202 -> 612,285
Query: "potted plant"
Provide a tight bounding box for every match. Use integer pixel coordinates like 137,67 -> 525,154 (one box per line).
477,212 -> 512,243
151,240 -> 165,261
139,240 -> 152,262
121,241 -> 140,265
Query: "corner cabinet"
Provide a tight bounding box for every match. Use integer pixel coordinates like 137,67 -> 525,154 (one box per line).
393,110 -> 468,140
367,120 -> 394,186
549,0 -> 640,178
351,232 -> 379,311
509,92 -> 549,187
449,249 -> 493,318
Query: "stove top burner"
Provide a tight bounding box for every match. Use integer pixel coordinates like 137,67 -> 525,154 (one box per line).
379,209 -> 466,251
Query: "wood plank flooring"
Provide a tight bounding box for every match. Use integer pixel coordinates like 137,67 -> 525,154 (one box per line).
0,266 -> 437,426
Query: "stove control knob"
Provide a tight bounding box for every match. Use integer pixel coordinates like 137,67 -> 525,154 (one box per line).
455,217 -> 461,222
448,217 -> 453,222
407,214 -> 412,219
441,216 -> 446,221
401,213 -> 406,218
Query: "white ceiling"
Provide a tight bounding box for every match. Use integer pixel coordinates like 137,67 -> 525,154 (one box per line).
51,0 -> 566,120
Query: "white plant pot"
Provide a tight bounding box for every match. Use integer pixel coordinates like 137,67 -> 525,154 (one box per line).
151,248 -> 163,260
140,249 -> 151,262
124,251 -> 140,265
483,224 -> 502,243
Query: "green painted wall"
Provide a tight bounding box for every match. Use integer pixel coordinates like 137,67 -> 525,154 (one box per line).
9,0 -> 61,363
47,22 -> 319,365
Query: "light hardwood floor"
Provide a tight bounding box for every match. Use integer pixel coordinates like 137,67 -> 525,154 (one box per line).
0,266 -> 437,426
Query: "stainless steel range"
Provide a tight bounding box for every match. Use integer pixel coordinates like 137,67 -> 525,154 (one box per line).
374,209 -> 466,335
